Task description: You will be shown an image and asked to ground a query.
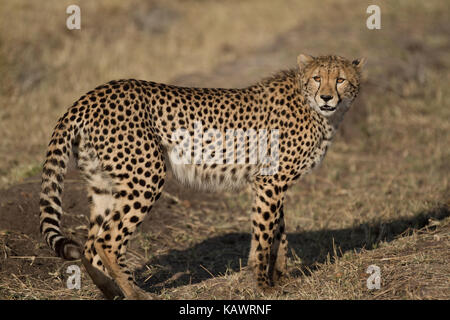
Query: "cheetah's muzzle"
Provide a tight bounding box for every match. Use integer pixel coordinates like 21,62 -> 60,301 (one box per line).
319,105 -> 337,112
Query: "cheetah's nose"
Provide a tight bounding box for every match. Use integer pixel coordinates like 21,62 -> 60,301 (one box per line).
320,95 -> 333,102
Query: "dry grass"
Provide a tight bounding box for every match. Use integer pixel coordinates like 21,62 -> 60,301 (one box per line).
153,214 -> 450,300
0,0 -> 449,300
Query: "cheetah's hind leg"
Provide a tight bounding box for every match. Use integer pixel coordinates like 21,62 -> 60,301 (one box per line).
90,145 -> 165,299
81,256 -> 124,299
77,138 -> 125,299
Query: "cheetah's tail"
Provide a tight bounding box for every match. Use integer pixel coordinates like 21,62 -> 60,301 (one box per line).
39,112 -> 81,260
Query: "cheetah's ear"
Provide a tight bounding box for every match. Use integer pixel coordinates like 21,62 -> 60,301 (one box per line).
352,58 -> 367,71
297,54 -> 314,68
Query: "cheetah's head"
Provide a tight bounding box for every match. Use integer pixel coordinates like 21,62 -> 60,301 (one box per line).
297,54 -> 366,117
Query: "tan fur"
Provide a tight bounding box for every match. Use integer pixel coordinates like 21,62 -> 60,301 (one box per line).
39,54 -> 365,299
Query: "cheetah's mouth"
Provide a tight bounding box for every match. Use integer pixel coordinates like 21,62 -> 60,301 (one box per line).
319,105 -> 337,112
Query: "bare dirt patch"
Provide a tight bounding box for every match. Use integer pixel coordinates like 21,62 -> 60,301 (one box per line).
1,162 -> 448,299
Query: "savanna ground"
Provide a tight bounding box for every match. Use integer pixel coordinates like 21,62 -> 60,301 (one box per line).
0,0 -> 449,300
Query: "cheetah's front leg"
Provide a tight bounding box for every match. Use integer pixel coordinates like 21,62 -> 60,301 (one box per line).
273,206 -> 288,282
248,182 -> 286,288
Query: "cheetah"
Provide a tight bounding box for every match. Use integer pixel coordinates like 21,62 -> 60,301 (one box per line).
39,54 -> 366,299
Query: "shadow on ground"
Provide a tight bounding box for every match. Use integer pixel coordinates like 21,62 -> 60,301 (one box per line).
138,204 -> 449,293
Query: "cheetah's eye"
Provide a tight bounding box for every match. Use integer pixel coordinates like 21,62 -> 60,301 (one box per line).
313,76 -> 321,82
336,78 -> 345,83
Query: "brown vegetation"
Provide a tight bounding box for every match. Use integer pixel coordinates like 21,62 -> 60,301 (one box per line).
0,0 -> 449,299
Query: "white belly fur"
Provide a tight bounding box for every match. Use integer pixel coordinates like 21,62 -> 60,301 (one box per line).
165,148 -> 250,192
